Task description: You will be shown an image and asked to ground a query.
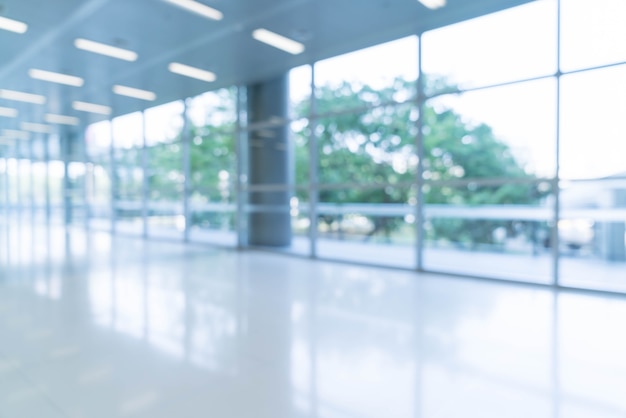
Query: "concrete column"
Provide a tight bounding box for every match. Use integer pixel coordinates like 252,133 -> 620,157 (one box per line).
247,75 -> 292,247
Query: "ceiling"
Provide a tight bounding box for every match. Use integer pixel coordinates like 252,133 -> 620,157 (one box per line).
0,0 -> 533,135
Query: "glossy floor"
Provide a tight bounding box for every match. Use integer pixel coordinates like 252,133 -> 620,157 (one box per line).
1,222 -> 626,418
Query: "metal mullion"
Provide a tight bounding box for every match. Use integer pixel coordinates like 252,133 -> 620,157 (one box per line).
424,177 -> 552,188
28,135 -> 34,220
553,0 -> 562,288
308,63 -> 319,258
80,129 -> 88,230
235,85 -> 247,249
416,34 -> 425,272
141,110 -> 148,239
44,134 -> 50,225
110,117 -> 117,234
424,73 -> 557,102
182,99 -> 191,242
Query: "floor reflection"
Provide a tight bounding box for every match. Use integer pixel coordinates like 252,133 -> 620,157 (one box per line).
1,221 -> 626,417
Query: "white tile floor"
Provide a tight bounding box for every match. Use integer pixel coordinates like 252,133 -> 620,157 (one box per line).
1,221 -> 626,418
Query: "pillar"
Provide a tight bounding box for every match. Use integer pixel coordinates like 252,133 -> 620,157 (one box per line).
247,75 -> 292,247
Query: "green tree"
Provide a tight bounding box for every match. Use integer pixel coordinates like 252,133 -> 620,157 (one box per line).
294,78 -> 542,246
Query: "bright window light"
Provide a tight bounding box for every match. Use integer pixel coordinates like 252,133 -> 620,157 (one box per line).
0,107 -> 18,118
0,16 -> 27,34
29,69 -> 84,87
74,38 -> 138,62
45,114 -> 80,126
113,85 -> 156,101
72,101 -> 112,115
252,28 -> 305,55
168,62 -> 216,82
417,0 -> 446,9
2,129 -> 29,140
21,122 -> 52,134
0,89 -> 46,104
163,0 -> 223,21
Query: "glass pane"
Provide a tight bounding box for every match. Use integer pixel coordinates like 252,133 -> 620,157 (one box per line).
113,112 -> 144,235
560,65 -> 626,180
314,36 -> 418,114
422,1 -> 557,91
317,103 -> 417,185
560,180 -> 626,292
187,88 -> 237,246
290,65 -> 312,120
145,101 -> 184,240
423,182 -> 554,283
561,0 -> 626,72
86,121 -> 112,230
425,78 -> 557,180
316,186 -> 416,268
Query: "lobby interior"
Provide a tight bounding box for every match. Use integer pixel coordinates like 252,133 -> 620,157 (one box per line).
2,0 -> 626,417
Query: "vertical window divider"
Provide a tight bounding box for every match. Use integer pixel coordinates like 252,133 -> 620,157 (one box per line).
235,85 -> 246,249
141,110 -> 149,239
28,135 -> 35,221
110,110 -> 117,235
553,0 -> 562,288
182,99 -> 191,243
416,34 -> 425,272
45,133 -> 51,225
309,64 -> 319,258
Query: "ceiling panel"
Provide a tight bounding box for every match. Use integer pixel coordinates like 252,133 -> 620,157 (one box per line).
0,0 -> 533,135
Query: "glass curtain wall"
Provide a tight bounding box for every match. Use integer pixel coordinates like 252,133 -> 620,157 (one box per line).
112,112 -> 144,235
31,134 -> 47,222
48,134 -> 64,224
309,38 -> 418,266
79,0 -> 626,293
187,88 -> 238,246
85,120 -> 113,231
558,0 -> 626,292
145,100 -> 185,240
420,1 -> 558,283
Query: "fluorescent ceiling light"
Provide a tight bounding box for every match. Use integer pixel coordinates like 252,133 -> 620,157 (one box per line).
0,107 -> 18,118
45,114 -> 80,126
113,85 -> 156,101
72,101 -> 112,115
0,89 -> 46,104
21,122 -> 53,134
252,28 -> 305,55
0,16 -> 28,34
74,38 -> 138,61
29,69 -> 84,87
163,0 -> 223,21
168,62 -> 216,82
417,0 -> 446,9
2,129 -> 29,140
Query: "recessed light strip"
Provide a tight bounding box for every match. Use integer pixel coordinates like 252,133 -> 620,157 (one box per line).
45,114 -> 80,126
417,0 -> 446,10
163,0 -> 223,21
29,69 -> 84,87
72,101 -> 112,115
168,62 -> 216,82
0,89 -> 46,104
0,16 -> 28,34
2,129 -> 29,140
252,28 -> 305,55
113,85 -> 156,101
21,122 -> 53,134
0,107 -> 18,118
74,38 -> 138,62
